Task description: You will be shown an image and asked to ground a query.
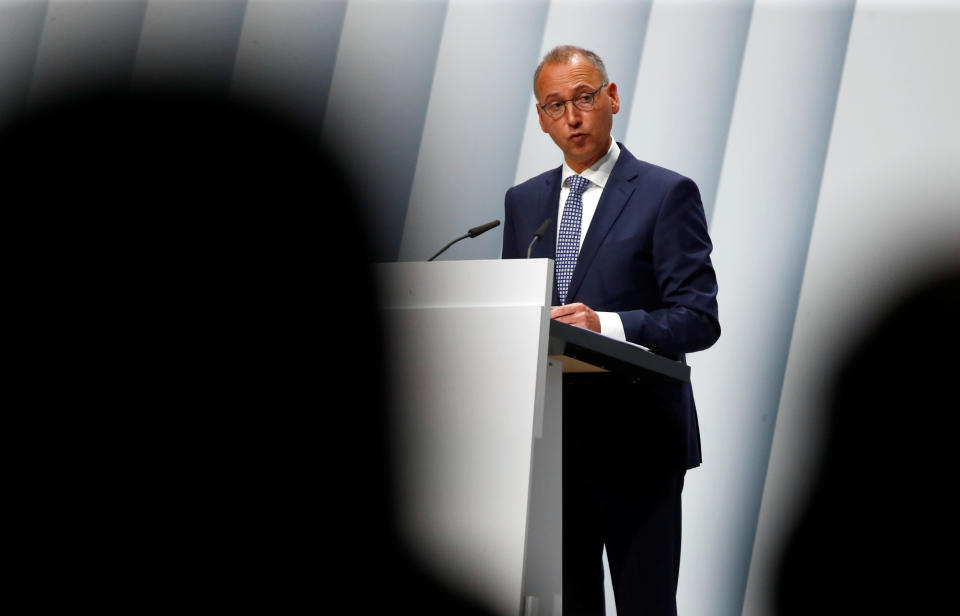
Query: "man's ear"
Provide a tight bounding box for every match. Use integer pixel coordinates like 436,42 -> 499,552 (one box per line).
537,104 -> 549,133
608,82 -> 620,115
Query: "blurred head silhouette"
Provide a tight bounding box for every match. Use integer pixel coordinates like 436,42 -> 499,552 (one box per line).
3,86 -> 491,613
775,264 -> 960,613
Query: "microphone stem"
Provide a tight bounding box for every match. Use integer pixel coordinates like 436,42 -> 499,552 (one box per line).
427,233 -> 469,262
526,235 -> 541,259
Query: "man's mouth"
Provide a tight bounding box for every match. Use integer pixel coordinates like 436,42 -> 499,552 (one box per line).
570,133 -> 588,143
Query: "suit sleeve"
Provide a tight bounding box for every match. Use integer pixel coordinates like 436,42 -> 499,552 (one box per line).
501,187 -> 522,260
618,178 -> 720,355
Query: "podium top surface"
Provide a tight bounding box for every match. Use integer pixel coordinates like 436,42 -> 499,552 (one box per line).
376,259 -> 553,309
549,320 -> 690,383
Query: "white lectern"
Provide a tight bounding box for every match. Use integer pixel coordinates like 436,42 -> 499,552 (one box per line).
376,259 -> 689,616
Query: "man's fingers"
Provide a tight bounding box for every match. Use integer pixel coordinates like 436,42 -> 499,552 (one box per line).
554,312 -> 586,324
551,303 -> 583,318
551,302 -> 601,333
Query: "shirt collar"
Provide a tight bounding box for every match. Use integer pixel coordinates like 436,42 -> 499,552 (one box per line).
562,137 -> 620,190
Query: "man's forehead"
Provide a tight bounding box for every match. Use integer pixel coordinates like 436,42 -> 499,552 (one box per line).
537,59 -> 603,97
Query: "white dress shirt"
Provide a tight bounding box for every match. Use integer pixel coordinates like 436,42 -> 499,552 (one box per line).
557,137 -> 627,342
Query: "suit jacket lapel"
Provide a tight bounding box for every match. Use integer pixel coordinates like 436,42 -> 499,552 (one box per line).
566,145 -> 639,302
541,168 -> 560,263
538,169 -> 561,305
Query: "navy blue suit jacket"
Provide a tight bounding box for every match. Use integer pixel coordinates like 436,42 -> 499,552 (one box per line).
502,144 -> 719,469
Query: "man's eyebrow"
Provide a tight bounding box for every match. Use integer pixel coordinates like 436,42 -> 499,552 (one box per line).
543,83 -> 597,100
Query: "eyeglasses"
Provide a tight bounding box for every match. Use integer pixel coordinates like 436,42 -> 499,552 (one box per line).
539,83 -> 607,119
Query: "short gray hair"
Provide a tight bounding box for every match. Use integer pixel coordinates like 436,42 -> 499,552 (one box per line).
533,45 -> 609,99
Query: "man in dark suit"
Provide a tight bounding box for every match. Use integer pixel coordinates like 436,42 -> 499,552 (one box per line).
502,46 -> 720,615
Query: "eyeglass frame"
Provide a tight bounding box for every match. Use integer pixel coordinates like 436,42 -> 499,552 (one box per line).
538,83 -> 608,119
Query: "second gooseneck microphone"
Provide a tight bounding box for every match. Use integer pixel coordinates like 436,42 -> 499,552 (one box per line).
526,218 -> 553,259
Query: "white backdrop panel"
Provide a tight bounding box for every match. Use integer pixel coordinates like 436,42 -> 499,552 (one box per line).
744,2 -> 960,613
231,0 -> 346,133
623,0 -> 753,224
323,0 -> 448,262
399,0 -> 549,263
132,0 -> 247,91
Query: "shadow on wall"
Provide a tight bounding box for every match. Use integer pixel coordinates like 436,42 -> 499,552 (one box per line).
775,259 -> 960,613
2,86 -> 491,613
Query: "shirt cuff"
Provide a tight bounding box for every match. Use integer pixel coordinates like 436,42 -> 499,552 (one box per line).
596,311 -> 626,342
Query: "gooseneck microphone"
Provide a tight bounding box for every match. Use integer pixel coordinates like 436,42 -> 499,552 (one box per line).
526,218 -> 553,259
427,219 -> 501,261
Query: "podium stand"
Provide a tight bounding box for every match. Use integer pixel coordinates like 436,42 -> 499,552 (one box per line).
376,259 -> 689,616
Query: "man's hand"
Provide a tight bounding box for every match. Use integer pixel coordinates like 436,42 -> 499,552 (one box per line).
550,303 -> 601,333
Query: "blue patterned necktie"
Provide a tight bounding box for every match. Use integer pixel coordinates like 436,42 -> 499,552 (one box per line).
556,174 -> 590,305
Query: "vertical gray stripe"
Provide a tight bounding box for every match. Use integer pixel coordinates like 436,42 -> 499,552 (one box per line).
231,0 -> 348,134
514,0 -> 653,187
323,0 -> 450,263
398,0 -> 551,262
679,2 -> 856,615
624,0 -> 753,225
607,0 -> 655,144
133,0 -> 249,94
0,0 -> 48,125
27,1 -> 148,107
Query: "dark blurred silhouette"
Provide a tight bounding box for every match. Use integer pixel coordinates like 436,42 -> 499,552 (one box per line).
2,86 -> 491,613
775,265 -> 960,613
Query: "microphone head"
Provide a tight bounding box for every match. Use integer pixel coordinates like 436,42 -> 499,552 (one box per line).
467,219 -> 501,238
533,217 -> 552,239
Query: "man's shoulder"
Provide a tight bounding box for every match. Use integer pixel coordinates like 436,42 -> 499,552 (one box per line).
508,166 -> 560,197
617,146 -> 699,200
619,144 -> 692,186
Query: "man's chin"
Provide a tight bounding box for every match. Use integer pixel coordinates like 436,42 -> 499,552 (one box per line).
565,147 -> 601,171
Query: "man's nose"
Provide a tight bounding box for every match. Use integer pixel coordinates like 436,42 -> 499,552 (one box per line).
564,101 -> 582,124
